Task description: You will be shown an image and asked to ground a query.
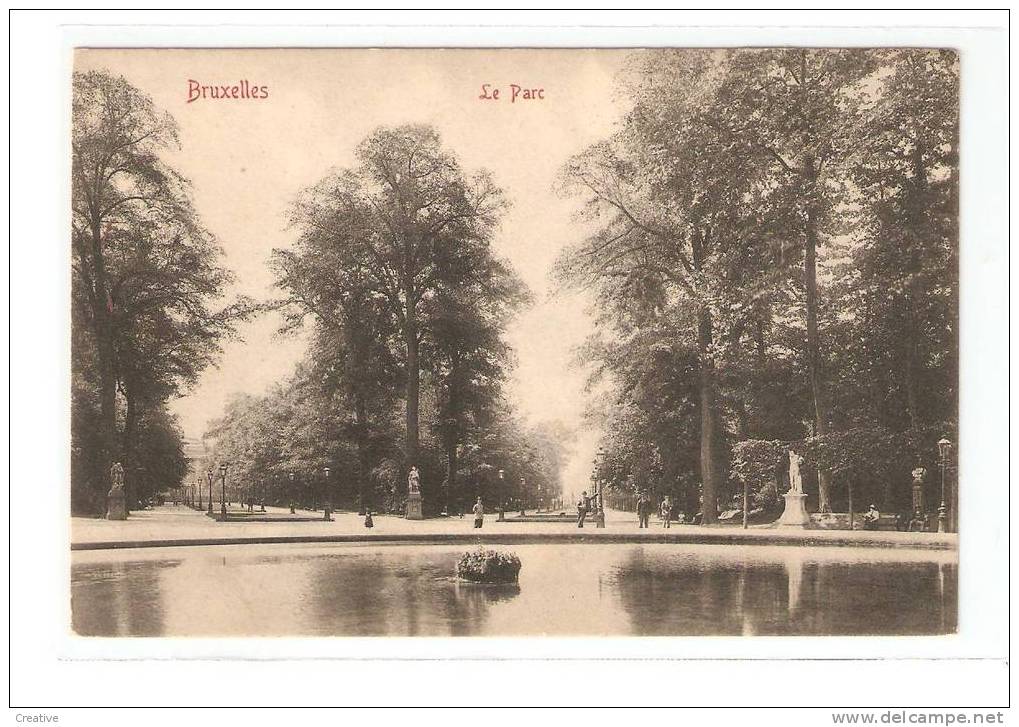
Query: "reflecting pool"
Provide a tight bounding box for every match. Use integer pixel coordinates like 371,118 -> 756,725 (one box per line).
71,543 -> 956,637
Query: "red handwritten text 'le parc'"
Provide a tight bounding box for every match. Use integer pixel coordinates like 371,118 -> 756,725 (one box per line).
187,80 -> 269,103
478,84 -> 545,102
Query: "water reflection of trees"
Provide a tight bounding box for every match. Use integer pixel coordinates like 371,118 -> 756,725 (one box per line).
71,561 -> 169,636
613,548 -> 785,635
71,547 -> 954,637
306,550 -> 520,636
612,548 -> 956,636
796,561 -> 957,635
439,582 -> 522,636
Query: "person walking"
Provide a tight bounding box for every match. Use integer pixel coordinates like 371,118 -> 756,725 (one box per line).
660,496 -> 672,529
577,491 -> 589,528
473,497 -> 485,529
635,493 -> 646,528
364,509 -> 374,529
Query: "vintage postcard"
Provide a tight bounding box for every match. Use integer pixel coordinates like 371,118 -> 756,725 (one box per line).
68,46 -> 961,640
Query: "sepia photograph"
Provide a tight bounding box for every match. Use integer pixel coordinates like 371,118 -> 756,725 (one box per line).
67,46 -> 963,639
6,5 -> 1014,717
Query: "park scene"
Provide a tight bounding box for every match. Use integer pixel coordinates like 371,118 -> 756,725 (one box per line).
70,48 -> 958,637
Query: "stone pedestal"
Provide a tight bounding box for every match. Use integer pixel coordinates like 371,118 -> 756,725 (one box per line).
776,492 -> 810,528
106,487 -> 127,521
911,483 -> 925,514
405,491 -> 424,520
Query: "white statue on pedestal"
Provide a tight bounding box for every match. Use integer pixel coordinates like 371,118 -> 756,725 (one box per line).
405,465 -> 423,520
788,450 -> 804,493
776,449 -> 809,528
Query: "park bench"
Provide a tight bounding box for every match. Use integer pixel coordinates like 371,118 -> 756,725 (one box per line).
812,511 -> 914,531
855,513 -> 900,531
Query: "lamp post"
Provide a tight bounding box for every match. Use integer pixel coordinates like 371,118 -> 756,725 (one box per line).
323,466 -> 332,521
206,469 -> 214,515
497,469 -> 505,521
219,463 -> 228,520
595,447 -> 606,528
289,472 -> 296,514
937,438 -> 951,533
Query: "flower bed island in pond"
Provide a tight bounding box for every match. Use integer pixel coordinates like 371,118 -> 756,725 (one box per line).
456,548 -> 522,584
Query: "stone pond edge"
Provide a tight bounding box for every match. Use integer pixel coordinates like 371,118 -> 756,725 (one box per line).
70,531 -> 958,552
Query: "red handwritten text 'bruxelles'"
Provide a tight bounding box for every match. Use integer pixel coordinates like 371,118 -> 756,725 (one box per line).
187,80 -> 269,103
478,84 -> 545,102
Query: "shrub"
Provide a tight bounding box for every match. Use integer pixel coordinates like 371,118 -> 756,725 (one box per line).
455,548 -> 522,584
730,439 -> 786,509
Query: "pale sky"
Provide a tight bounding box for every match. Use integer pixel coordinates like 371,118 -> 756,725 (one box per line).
75,48 -> 636,491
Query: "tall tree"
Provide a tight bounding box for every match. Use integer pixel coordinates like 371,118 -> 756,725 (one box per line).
558,50 -> 777,522
110,214 -> 248,506
273,184 -> 401,510
72,71 -> 181,496
713,49 -> 878,511
426,235 -> 529,511
281,125 -> 506,484
844,49 -> 959,434
72,70 -> 246,512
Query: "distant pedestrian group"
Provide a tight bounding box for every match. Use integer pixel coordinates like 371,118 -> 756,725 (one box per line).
636,493 -> 673,528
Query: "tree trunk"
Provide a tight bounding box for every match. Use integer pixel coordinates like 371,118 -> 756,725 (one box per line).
803,163 -> 834,512
697,307 -> 721,524
445,439 -> 457,514
404,305 -> 420,471
354,393 -> 370,513
690,227 -> 722,525
902,138 -> 928,434
89,217 -> 118,511
903,329 -> 923,433
122,390 -> 138,511
754,313 -> 767,370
